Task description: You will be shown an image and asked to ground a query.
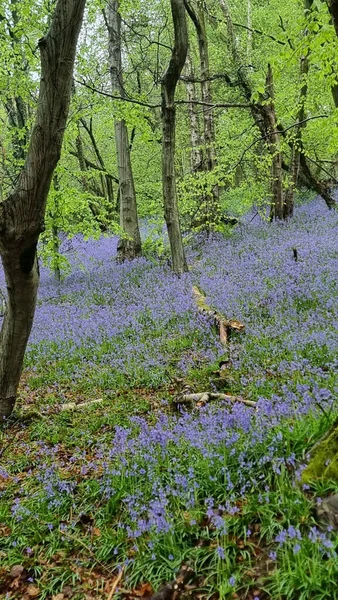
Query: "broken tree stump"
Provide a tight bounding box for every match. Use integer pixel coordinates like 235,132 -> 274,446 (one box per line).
192,286 -> 244,345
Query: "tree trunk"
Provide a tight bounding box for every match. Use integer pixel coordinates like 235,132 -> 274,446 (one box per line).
51,174 -> 61,282
259,65 -> 283,220
0,0 -> 86,418
105,0 -> 142,261
80,118 -> 115,207
327,0 -> 338,37
284,2 -> 310,219
162,0 -> 189,274
184,0 -> 220,224
185,51 -> 204,172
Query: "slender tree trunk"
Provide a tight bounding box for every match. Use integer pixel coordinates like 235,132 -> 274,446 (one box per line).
185,51 -> 203,172
162,0 -> 189,274
0,0 -> 86,418
80,118 -> 115,206
261,65 -> 283,220
51,174 -> 61,282
284,2 -> 310,219
75,123 -> 109,224
184,0 -> 220,224
105,1 -> 142,261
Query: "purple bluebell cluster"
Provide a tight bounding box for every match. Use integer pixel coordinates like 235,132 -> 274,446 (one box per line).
1,198 -> 338,594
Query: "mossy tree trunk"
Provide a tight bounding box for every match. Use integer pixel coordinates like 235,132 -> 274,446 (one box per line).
105,0 -> 142,261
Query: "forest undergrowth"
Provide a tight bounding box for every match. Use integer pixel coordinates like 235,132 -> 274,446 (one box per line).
0,198 -> 338,600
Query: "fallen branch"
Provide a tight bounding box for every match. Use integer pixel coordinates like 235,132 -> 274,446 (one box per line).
149,564 -> 195,600
107,567 -> 125,600
60,399 -> 103,411
192,286 -> 244,345
175,392 -> 256,409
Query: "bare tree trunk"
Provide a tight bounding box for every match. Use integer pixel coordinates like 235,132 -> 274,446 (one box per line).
184,0 -> 220,224
162,0 -> 189,274
105,1 -> 142,261
0,0 -> 86,418
185,51 -> 203,172
260,65 -> 283,220
51,174 -> 61,282
284,2 -> 310,219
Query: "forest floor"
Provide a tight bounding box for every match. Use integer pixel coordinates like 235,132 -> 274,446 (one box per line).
1,198 -> 338,600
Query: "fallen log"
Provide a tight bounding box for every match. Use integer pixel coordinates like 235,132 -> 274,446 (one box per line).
59,398 -> 103,411
174,392 -> 256,409
192,286 -> 244,345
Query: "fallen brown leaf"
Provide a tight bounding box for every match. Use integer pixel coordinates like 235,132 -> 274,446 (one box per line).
27,584 -> 40,597
9,564 -> 25,578
133,582 -> 153,597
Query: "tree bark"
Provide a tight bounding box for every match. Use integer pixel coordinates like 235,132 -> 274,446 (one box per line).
327,0 -> 338,36
161,0 -> 189,274
0,0 -> 86,418
284,1 -> 311,219
185,51 -> 204,172
105,0 -> 142,261
184,0 -> 220,223
259,65 -> 283,220
80,118 -> 115,207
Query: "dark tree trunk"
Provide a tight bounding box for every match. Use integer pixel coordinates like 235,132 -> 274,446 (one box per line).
105,0 -> 142,261
162,0 -> 189,274
0,0 -> 86,418
327,0 -> 338,36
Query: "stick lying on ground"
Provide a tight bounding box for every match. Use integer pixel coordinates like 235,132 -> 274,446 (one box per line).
59,399 -> 103,411
192,286 -> 244,345
174,392 -> 257,409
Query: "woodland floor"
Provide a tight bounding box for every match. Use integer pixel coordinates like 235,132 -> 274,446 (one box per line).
0,198 -> 338,600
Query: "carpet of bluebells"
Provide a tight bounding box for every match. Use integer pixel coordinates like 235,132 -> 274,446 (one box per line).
1,198 -> 338,600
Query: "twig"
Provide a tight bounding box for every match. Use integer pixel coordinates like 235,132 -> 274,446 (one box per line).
107,567 -> 125,600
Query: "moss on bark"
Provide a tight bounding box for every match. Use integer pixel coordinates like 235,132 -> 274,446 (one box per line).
302,426 -> 338,483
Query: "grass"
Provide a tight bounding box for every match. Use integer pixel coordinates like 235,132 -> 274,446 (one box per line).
1,199 -> 338,599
